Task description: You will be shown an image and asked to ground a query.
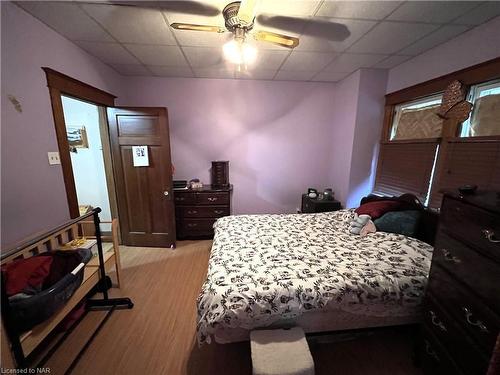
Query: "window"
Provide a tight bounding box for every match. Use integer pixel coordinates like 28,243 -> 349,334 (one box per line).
390,94 -> 443,140
460,79 -> 500,137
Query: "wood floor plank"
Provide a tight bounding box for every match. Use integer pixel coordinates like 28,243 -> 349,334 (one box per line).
44,240 -> 422,375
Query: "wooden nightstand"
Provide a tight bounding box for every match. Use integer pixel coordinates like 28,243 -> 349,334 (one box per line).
301,194 -> 342,213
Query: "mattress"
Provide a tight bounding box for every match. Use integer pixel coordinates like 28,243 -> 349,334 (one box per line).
197,210 -> 433,344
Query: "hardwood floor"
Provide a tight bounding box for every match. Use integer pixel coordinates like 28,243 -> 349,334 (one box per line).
48,240 -> 422,375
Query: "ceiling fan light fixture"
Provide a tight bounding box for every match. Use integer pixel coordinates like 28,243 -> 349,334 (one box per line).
223,39 -> 257,65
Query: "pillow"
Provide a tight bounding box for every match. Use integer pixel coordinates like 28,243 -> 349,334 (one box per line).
373,210 -> 422,237
355,200 -> 409,220
1,256 -> 53,296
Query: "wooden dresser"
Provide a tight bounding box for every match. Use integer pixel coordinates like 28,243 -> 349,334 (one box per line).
174,185 -> 232,239
419,191 -> 500,375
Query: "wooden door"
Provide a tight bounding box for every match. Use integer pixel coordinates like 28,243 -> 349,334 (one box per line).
107,107 -> 175,247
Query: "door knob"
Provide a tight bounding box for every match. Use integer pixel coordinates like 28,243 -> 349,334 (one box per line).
163,191 -> 169,196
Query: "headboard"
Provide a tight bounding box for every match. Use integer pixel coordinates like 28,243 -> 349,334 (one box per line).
359,194 -> 439,246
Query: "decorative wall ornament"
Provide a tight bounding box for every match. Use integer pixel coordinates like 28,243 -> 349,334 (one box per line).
437,80 -> 473,122
7,94 -> 22,113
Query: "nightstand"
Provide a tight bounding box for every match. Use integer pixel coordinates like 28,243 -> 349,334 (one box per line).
301,194 -> 342,213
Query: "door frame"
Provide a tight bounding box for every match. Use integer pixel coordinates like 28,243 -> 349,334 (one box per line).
42,67 -> 118,220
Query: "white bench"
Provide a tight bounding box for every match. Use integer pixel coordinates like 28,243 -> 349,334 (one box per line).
250,327 -> 315,375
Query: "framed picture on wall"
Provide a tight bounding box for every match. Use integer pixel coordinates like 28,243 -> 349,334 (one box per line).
67,126 -> 89,149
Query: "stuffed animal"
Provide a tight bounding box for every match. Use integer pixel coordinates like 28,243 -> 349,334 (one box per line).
350,213 -> 377,237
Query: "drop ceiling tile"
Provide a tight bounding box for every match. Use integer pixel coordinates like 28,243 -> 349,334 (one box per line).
125,44 -> 187,66
323,53 -> 387,73
148,65 -> 194,78
75,41 -> 139,65
452,2 -> 500,25
311,71 -> 351,82
348,22 -> 439,55
235,69 -> 277,80
274,70 -> 317,81
81,4 -> 176,45
183,46 -> 226,68
317,1 -> 402,20
281,51 -> 337,71
398,24 -> 471,56
257,0 -> 322,17
296,18 -> 377,52
194,67 -> 235,79
174,29 -> 232,48
110,64 -> 150,76
16,1 -> 112,42
387,1 -> 478,24
253,49 -> 290,70
372,55 -> 412,69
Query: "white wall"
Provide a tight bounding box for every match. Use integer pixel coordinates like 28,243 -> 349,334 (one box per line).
387,16 -> 500,93
62,96 -> 112,224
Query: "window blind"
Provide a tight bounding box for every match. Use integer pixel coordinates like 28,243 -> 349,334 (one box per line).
470,94 -> 500,136
393,105 -> 443,140
373,141 -> 439,202
429,140 -> 500,208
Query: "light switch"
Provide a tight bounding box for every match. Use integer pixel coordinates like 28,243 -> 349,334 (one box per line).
48,152 -> 61,165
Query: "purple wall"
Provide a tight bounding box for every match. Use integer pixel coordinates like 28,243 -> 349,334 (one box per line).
387,16 -> 500,93
1,2 -> 124,247
327,69 -> 388,208
346,69 -> 388,208
121,77 -> 338,214
327,71 -> 360,205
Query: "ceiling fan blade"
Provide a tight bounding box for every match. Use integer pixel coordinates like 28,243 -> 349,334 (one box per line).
257,15 -> 350,41
237,0 -> 257,25
79,1 -> 220,16
253,30 -> 299,48
170,23 -> 225,33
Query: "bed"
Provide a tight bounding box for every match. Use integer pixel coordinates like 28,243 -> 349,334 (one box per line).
197,208 -> 435,344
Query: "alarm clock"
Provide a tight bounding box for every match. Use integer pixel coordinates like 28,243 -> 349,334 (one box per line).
307,188 -> 318,199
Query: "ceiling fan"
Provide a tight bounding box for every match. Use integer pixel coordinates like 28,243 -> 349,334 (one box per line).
171,1 -> 299,47
170,0 -> 299,65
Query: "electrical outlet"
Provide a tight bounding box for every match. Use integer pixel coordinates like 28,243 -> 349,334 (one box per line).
47,152 -> 61,165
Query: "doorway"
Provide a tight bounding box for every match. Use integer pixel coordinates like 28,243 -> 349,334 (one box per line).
61,95 -> 117,232
43,68 -> 176,247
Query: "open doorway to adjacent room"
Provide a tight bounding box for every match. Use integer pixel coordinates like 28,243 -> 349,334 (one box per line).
60,95 -> 117,233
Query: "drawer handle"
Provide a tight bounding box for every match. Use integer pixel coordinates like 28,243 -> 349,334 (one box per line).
176,197 -> 185,201
213,210 -> 224,214
429,311 -> 447,332
187,223 -> 198,228
187,210 -> 198,214
463,307 -> 489,333
440,248 -> 461,263
482,229 -> 500,243
424,340 -> 440,362
207,197 -> 218,202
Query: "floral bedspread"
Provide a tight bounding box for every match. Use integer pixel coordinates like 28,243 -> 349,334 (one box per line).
197,210 -> 433,344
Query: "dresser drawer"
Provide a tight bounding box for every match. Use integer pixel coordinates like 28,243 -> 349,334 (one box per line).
197,192 -> 229,205
433,232 -> 500,313
181,206 -> 229,218
180,218 -> 217,233
440,197 -> 500,262
423,297 -> 488,375
174,192 -> 196,205
419,326 -> 463,375
427,265 -> 500,353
